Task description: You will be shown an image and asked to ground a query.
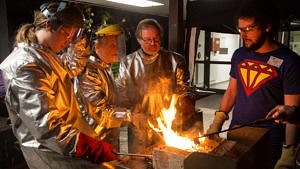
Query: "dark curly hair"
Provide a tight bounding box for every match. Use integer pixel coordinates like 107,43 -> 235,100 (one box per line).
234,0 -> 280,37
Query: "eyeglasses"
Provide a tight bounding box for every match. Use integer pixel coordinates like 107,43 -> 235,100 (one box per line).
237,24 -> 258,33
140,37 -> 160,44
60,27 -> 74,40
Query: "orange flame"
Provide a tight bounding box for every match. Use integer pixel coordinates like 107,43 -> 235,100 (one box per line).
148,94 -> 204,151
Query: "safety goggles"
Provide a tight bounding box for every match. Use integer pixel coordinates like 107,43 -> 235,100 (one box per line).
60,25 -> 84,43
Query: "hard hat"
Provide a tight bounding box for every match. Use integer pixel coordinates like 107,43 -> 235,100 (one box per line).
40,2 -> 85,42
95,24 -> 124,37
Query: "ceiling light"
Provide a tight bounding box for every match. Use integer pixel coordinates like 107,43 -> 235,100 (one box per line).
106,0 -> 164,7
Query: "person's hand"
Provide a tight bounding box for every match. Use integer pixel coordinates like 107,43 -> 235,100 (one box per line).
109,107 -> 132,128
73,35 -> 91,59
206,111 -> 228,139
266,105 -> 295,124
112,108 -> 131,122
75,132 -> 117,163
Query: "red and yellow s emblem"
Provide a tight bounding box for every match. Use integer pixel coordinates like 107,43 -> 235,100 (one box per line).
238,59 -> 278,95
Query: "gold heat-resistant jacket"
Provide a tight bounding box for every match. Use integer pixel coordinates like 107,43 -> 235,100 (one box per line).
0,43 -> 100,168
117,48 -> 190,109
76,56 -> 122,140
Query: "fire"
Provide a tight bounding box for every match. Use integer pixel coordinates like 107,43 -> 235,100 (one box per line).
148,94 -> 204,151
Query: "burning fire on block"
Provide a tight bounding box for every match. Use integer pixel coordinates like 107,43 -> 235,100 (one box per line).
129,77 -> 219,154
147,93 -> 219,153
118,78 -> 222,169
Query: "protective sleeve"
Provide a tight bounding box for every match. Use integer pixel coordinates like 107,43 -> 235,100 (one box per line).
115,58 -> 136,108
174,52 -> 191,94
60,37 -> 90,78
78,62 -> 129,132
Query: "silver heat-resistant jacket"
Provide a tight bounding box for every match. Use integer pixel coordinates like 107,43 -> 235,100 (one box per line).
117,48 -> 190,108
76,56 -> 123,141
116,48 -> 191,153
0,43 -> 101,168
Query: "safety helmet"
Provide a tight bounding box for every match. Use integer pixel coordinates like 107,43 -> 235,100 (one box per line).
93,24 -> 126,66
40,1 -> 85,42
95,24 -> 124,37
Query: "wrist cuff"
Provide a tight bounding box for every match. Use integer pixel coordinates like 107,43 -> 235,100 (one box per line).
283,144 -> 296,149
215,111 -> 229,120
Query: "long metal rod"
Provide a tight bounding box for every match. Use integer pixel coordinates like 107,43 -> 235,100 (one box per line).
114,152 -> 153,158
194,116 -> 280,141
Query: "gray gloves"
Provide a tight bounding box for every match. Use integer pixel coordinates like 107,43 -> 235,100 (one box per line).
206,111 -> 229,135
274,145 -> 296,169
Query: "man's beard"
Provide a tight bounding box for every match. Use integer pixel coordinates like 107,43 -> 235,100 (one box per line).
243,33 -> 267,51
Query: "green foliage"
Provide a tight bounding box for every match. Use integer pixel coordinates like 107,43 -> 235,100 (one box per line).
83,5 -> 94,33
82,6 -> 131,42
99,11 -> 112,26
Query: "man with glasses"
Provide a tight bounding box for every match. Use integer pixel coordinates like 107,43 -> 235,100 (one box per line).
116,18 -> 195,155
206,0 -> 300,168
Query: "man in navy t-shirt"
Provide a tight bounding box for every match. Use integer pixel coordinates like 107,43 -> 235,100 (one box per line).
206,0 -> 300,168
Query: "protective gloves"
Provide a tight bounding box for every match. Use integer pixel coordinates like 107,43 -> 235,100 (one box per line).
274,145 -> 296,169
75,132 -> 117,163
60,35 -> 90,77
106,107 -> 131,128
206,111 -> 229,135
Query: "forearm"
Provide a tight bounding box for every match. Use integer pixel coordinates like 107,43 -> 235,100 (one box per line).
219,78 -> 237,114
219,92 -> 236,114
115,71 -> 134,108
285,124 -> 300,145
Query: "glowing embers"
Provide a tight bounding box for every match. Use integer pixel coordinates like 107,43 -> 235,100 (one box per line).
238,59 -> 278,95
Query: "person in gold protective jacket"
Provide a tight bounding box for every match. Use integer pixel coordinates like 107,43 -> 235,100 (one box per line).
0,2 -> 117,169
75,24 -> 131,150
116,18 -> 196,154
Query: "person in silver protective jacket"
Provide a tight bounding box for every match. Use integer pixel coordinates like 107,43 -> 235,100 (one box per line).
0,2 -> 117,169
75,24 -> 130,150
116,18 -> 196,154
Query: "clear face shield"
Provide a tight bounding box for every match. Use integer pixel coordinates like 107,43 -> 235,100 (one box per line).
94,33 -> 126,63
71,27 -> 85,44
94,33 -> 126,78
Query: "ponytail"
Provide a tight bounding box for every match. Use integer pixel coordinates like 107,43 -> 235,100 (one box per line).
14,10 -> 47,46
15,23 -> 38,46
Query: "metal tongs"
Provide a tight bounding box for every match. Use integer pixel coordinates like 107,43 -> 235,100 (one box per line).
193,116 -> 281,143
113,152 -> 153,158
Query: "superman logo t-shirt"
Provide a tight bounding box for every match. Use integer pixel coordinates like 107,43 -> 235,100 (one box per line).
229,46 -> 300,126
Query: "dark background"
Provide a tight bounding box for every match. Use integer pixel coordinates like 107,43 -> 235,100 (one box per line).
5,0 -> 168,55
186,0 -> 300,33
